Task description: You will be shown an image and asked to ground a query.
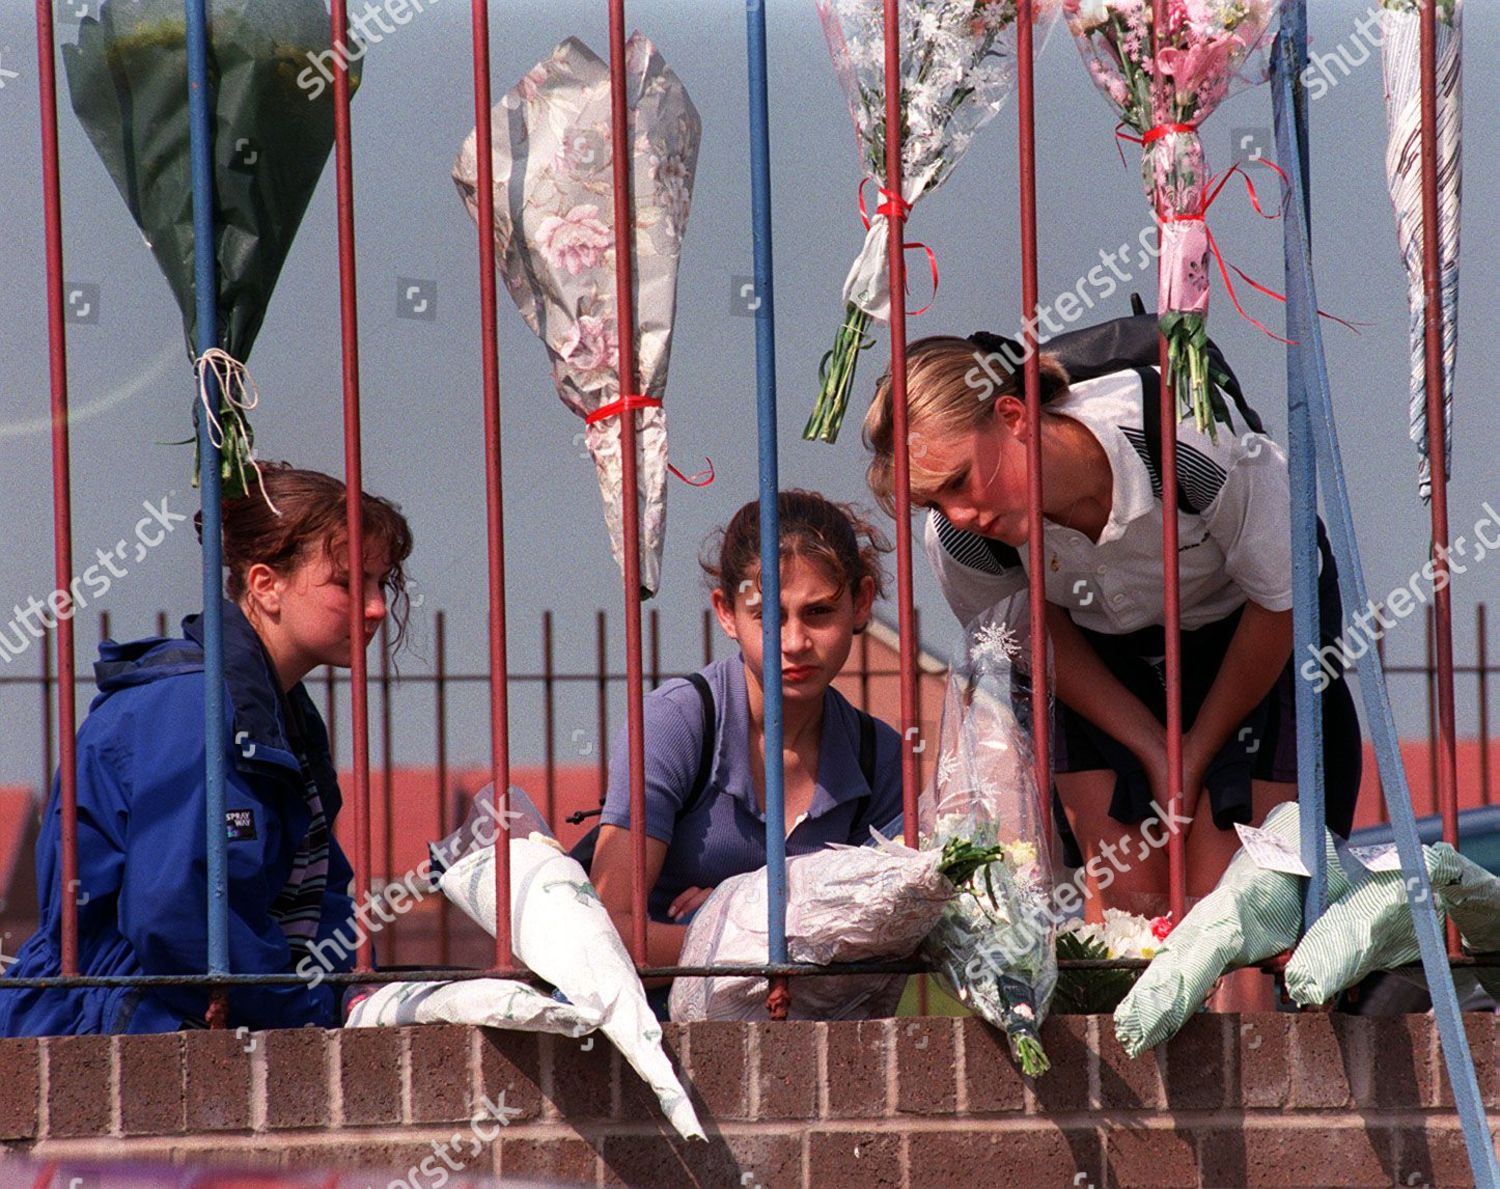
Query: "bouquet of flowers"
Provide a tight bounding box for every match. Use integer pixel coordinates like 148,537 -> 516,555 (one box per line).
804,0 -> 1059,444
920,593 -> 1058,1075
669,834 -> 1003,1022
1381,0 -> 1462,501
1113,801 -> 1353,1056
64,0 -> 356,499
1066,0 -> 1277,434
453,35 -> 701,597
1053,908 -> 1172,1014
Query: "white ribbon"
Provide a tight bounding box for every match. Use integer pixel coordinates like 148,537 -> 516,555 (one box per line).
194,347 -> 279,515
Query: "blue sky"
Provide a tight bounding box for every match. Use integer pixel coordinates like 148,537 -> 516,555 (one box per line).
0,0 -> 1494,785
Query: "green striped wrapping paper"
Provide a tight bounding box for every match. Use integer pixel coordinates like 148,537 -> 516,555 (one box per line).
1286,842 -> 1500,1007
1113,803 -> 1351,1058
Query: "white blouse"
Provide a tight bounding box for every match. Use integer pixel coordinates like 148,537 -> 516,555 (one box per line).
925,368 -> 1294,635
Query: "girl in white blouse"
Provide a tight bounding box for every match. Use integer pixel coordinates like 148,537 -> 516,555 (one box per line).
863,335 -> 1361,924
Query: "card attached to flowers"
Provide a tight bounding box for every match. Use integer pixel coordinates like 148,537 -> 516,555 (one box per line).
1233,821 -> 1311,877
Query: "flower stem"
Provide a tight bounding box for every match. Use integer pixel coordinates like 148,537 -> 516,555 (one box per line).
804,303 -> 874,444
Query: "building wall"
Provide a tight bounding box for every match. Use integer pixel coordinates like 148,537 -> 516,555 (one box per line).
2,1013 -> 1496,1187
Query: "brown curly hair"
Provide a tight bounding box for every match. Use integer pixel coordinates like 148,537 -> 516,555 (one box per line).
700,489 -> 890,626
195,463 -> 415,650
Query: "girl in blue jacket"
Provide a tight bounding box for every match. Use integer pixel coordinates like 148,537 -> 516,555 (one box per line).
0,465 -> 413,1035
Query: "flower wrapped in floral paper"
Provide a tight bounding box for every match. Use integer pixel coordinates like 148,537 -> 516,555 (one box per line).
454,35 -> 701,596
804,0 -> 1060,443
1066,0 -> 1278,434
920,592 -> 1058,1075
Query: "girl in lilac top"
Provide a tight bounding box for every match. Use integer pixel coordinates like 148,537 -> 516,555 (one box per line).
592,491 -> 904,973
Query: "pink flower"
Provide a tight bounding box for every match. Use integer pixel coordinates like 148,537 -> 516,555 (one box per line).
1150,914 -> 1174,941
560,315 -> 619,378
535,204 -> 612,277
1156,37 -> 1233,101
515,62 -> 548,105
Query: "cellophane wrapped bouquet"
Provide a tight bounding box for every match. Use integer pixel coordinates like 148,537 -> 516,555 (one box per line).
1066,0 -> 1277,433
921,593 -> 1058,1075
804,0 -> 1059,443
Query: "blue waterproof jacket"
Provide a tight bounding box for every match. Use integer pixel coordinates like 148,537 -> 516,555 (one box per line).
0,602 -> 355,1035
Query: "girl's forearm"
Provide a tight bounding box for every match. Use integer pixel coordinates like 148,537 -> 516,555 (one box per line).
1188,601 -> 1293,764
1045,603 -> 1164,763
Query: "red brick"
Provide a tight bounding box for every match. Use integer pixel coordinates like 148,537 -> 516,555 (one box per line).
407,1023 -> 472,1124
910,1125 -> 1103,1186
1288,1013 -> 1360,1109
1200,1123 -> 1396,1187
1364,1014 -> 1435,1109
1236,1013 -> 1289,1108
599,1134 -> 747,1187
808,1129 -> 903,1187
719,1134 -> 803,1189
116,1033 -> 184,1136
550,1029 -> 615,1121
619,1021 -> 685,1126
262,1027 -> 331,1130
43,1034 -> 110,1138
1028,1015 -> 1090,1114
753,1020 -> 818,1119
183,1028 -> 253,1130
1165,1012 -> 1228,1109
289,1138 -> 440,1174
685,1020 -> 750,1121
0,1039 -> 40,1139
896,1017 -> 957,1115
1105,1124 -> 1198,1188
338,1027 -> 402,1126
1436,1013 -> 1496,1111
823,1020 -> 891,1119
477,1028 -> 546,1123
959,1017 -> 1025,1113
1395,1123 -> 1491,1189
1098,1016 -> 1166,1110
502,1136 -> 600,1183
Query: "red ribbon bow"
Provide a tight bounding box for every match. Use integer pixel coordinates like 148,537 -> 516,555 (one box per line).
857,180 -> 939,317
1111,126 -> 1359,345
585,394 -> 715,487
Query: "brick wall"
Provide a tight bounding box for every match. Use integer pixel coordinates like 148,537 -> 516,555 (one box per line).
1,1013 -> 1497,1187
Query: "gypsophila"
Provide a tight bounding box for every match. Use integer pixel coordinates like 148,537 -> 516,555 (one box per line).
973,620 -> 1023,667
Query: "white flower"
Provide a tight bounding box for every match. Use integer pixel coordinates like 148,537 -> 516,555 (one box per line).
1003,840 -> 1037,868
973,620 -> 1022,666
1097,908 -> 1160,959
1070,0 -> 1112,30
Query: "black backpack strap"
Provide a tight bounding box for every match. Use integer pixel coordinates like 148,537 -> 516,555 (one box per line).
682,672 -> 717,818
568,672 -> 717,877
842,709 -> 879,836
856,710 -> 877,790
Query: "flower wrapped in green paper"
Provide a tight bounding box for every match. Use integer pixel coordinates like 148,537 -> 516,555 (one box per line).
64,0 -> 357,498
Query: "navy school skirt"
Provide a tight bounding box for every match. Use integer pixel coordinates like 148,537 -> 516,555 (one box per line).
1050,604 -> 1363,868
